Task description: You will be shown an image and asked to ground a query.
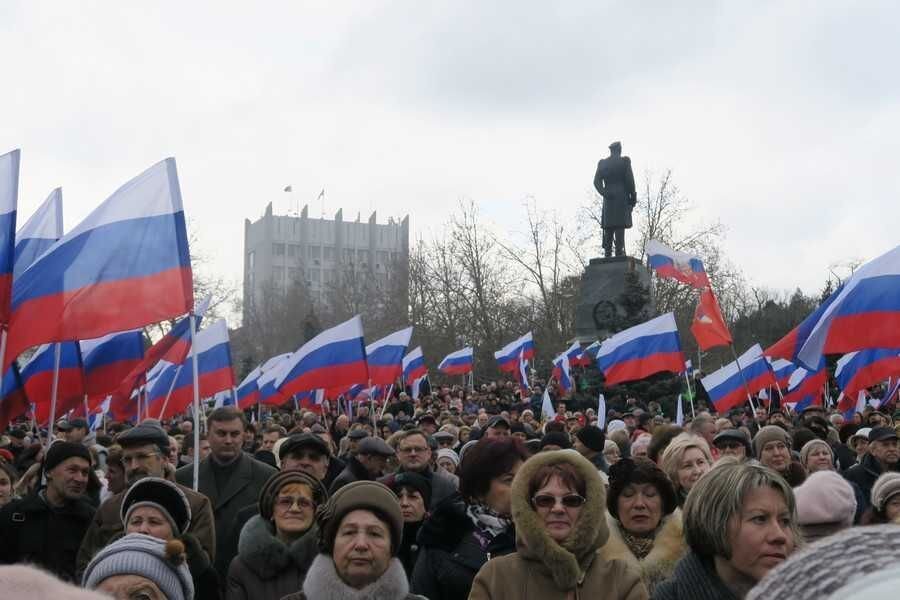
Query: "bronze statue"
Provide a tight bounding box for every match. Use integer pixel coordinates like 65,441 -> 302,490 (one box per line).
593,141 -> 636,257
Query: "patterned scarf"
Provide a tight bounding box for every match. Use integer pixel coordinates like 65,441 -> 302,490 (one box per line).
622,529 -> 656,560
466,502 -> 512,549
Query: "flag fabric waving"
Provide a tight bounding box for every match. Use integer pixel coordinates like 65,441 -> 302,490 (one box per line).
6,158 -> 193,365
0,364 -> 27,427
438,347 -> 474,375
402,346 -> 427,385
13,187 -> 63,278
80,329 -> 145,401
0,149 -> 20,324
835,348 -> 900,399
494,332 -> 534,372
552,352 -> 573,392
21,342 -> 85,424
691,288 -> 732,350
783,366 -> 827,411
515,349 -> 530,394
796,244 -> 900,370
766,357 -> 797,390
275,316 -> 368,398
365,326 -> 413,385
645,239 -> 710,288
701,344 -> 776,413
596,313 -> 686,385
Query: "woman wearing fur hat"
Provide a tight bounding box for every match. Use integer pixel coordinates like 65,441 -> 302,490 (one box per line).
120,477 -> 219,600
600,459 -> 685,595
281,480 -> 426,600
226,471 -> 326,600
861,472 -> 900,524
469,450 -> 648,600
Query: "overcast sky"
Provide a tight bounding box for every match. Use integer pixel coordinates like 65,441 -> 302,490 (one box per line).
3,2 -> 898,325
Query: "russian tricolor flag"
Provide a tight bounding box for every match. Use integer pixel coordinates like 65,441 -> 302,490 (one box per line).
701,344 -> 776,413
21,342 -> 86,424
365,326 -> 413,385
0,149 -> 20,324
783,366 -> 826,411
80,329 -> 145,401
0,364 -> 27,427
835,348 -> 900,398
645,239 -> 710,289
402,346 -> 427,385
6,158 -> 193,365
596,313 -> 686,385
236,366 -> 263,410
13,187 -> 63,278
766,357 -> 797,390
276,316 -> 368,398
438,347 -> 474,375
552,353 -> 573,392
494,332 -> 534,372
563,341 -> 589,367
795,244 -> 900,370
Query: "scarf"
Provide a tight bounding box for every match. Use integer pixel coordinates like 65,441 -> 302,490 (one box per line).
302,554 -> 412,600
466,502 -> 512,549
622,528 -> 656,560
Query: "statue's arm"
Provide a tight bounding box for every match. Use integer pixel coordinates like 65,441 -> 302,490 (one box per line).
623,157 -> 637,204
593,162 -> 606,196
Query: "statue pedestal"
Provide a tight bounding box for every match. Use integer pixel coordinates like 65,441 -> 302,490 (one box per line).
574,256 -> 653,343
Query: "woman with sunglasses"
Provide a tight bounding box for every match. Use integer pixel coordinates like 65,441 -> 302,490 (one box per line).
599,458 -> 684,595
226,471 -> 327,600
469,450 -> 648,599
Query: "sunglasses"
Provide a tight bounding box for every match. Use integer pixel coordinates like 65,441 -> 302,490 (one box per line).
531,494 -> 586,509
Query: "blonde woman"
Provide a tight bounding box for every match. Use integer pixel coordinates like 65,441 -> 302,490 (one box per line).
660,433 -> 713,506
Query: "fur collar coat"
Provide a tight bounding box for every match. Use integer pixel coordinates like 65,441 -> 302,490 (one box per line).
599,511 -> 686,594
280,554 -> 426,600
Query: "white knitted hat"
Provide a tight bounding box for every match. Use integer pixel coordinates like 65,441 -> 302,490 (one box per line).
82,533 -> 193,600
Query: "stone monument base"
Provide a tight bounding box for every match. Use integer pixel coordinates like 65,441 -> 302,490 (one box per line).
574,256 -> 653,343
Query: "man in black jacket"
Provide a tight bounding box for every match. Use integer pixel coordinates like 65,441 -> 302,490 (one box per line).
845,427 -> 900,510
330,436 -> 395,494
0,442 -> 95,583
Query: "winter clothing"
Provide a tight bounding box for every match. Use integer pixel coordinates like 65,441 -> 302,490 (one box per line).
600,511 -> 687,595
0,565 -> 108,600
391,471 -> 432,508
0,490 -> 95,583
746,524 -> 900,600
799,439 -> 833,469
77,480 -> 215,578
576,426 -> 606,452
777,460 -> 808,488
82,533 -> 194,600
257,470 -> 326,522
329,455 -> 375,494
540,431 -> 572,450
411,494 -> 516,600
870,471 -> 900,512
43,441 -> 92,474
281,554 -> 426,600
844,451 -> 900,510
117,422 -> 171,451
469,450 -> 648,600
379,465 -> 458,509
121,476 -> 192,535
398,520 -> 424,579
175,452 -> 277,580
752,425 -> 791,457
225,515 -> 318,600
794,471 -> 856,542
651,550 -> 739,600
317,480 -> 403,555
607,459 -> 678,519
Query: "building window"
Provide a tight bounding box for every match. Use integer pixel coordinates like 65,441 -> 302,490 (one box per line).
310,269 -> 321,282
288,244 -> 300,257
308,246 -> 322,259
273,243 -> 285,256
358,250 -> 369,262
248,251 -> 255,269
273,266 -> 285,281
323,246 -> 335,261
288,268 -> 300,282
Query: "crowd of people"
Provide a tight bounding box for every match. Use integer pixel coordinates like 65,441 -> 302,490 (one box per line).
1,379 -> 900,599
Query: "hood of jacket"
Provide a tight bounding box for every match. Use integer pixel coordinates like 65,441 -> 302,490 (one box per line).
237,514 -> 319,579
510,449 -> 609,590
600,510 -> 685,585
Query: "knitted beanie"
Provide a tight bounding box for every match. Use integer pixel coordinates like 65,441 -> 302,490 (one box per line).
794,470 -> 856,527
317,480 -> 402,555
540,431 -> 572,450
83,533 -> 194,600
436,448 -> 459,468
390,471 -> 432,508
43,441 -> 91,473
799,439 -> 833,469
871,472 -> 900,513
752,425 -> 791,457
607,420 -> 627,434
576,426 -> 606,452
258,470 -> 327,521
121,477 -> 191,536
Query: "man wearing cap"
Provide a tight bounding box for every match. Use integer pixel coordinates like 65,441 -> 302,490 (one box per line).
482,415 -> 511,439
66,418 -> 90,445
713,429 -> 752,460
379,429 -> 458,509
845,426 -> 900,509
573,426 -> 608,473
330,436 -> 395,494
0,441 -> 94,582
77,421 -> 216,579
593,140 -> 636,258
343,427 -> 369,459
175,406 -> 277,582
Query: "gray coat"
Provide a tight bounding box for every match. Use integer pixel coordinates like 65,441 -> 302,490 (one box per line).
176,452 -> 277,579
593,155 -> 636,229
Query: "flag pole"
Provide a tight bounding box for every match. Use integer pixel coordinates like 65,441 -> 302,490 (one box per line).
157,365 -> 183,420
683,371 -> 696,419
47,343 -> 62,445
0,328 -> 6,404
189,313 -> 201,491
729,344 -> 758,413
83,394 -> 90,419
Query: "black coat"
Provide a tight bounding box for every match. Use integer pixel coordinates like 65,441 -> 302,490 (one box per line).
652,550 -> 738,600
844,452 -> 900,511
328,456 -> 373,495
0,491 -> 95,583
411,495 -> 515,600
593,154 -> 636,229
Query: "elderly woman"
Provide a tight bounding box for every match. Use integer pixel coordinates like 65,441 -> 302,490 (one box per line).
752,426 -> 806,487
600,459 -> 685,594
861,472 -> 900,524
652,460 -> 799,600
83,533 -> 194,600
660,434 -> 712,505
412,437 -> 529,600
792,470 -> 856,541
121,477 -> 218,600
282,481 -> 425,600
469,450 -> 647,599
226,471 -> 326,600
604,439 -> 622,466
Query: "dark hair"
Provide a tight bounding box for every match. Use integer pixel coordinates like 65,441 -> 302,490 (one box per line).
0,461 -> 18,484
607,458 -> 678,519
648,425 -> 684,463
207,407 -> 247,428
527,462 -> 586,500
458,437 -> 530,501
838,423 -> 859,444
792,428 -> 818,453
181,434 -> 207,452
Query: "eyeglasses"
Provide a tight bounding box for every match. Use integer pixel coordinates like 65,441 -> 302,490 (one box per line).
275,496 -> 316,511
531,494 -> 586,509
122,452 -> 160,464
398,446 -> 429,455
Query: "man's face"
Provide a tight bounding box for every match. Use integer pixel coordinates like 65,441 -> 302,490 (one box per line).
262,431 -> 281,452
770,413 -> 788,427
46,456 -> 90,501
397,434 -> 431,472
755,409 -> 768,424
122,443 -> 166,486
282,447 -> 329,481
68,427 -> 87,443
243,430 -> 256,445
179,421 -> 193,435
167,439 -> 180,466
624,416 -> 636,429
198,439 -> 211,460
335,415 -> 349,432
357,453 -> 388,477
485,424 -> 509,439
208,418 -> 245,463
476,413 -> 489,428
420,421 -> 437,435
870,438 -> 900,466
716,440 -> 747,460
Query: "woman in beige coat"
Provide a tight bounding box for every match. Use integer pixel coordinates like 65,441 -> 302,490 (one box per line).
469,450 -> 648,600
